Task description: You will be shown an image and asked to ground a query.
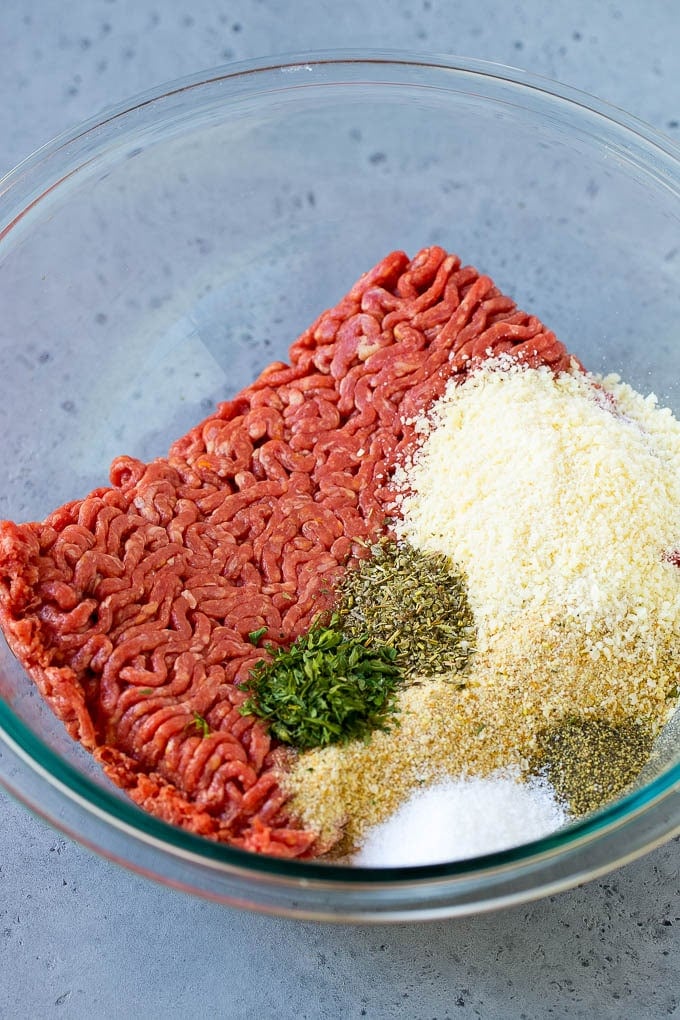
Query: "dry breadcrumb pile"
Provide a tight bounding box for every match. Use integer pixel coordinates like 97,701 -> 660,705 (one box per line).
287,361 -> 680,848
396,361 -> 680,658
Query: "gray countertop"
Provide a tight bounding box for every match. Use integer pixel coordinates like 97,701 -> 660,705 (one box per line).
1,2 -> 679,1017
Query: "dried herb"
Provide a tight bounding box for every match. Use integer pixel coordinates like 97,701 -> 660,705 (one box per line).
239,614 -> 400,749
191,712 -> 211,738
532,716 -> 654,815
337,539 -> 475,681
248,626 -> 268,646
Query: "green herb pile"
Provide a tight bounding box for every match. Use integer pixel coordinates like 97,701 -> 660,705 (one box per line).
239,614 -> 400,750
337,539 -> 475,681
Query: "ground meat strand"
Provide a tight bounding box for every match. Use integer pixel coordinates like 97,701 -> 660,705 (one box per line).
0,246 -> 570,857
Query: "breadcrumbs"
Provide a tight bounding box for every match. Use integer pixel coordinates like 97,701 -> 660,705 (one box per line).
286,614 -> 678,847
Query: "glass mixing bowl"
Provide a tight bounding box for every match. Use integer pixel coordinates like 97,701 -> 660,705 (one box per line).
1,53 -> 679,921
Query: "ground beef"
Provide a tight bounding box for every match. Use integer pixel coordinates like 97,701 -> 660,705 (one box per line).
0,246 -> 570,857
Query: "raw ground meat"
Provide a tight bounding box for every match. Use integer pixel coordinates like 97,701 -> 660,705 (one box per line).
0,246 -> 570,857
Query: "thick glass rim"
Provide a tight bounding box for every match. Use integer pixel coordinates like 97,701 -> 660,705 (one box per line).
1,51 -> 680,904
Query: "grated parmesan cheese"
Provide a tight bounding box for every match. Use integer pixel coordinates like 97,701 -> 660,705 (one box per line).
395,361 -> 680,658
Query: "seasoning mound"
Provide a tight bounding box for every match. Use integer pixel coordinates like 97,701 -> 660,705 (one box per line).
533,717 -> 654,815
337,540 -> 475,682
353,769 -> 567,867
239,615 -> 401,750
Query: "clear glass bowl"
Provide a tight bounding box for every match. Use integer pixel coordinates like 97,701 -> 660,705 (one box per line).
1,53 -> 679,921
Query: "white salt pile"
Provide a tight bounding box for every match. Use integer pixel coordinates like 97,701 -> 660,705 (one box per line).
352,770 -> 568,867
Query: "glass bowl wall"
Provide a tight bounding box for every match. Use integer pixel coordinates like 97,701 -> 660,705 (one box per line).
1,53 -> 679,920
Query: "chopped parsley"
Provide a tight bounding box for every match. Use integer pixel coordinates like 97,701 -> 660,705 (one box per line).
191,712 -> 211,738
247,626 -> 268,646
239,614 -> 400,749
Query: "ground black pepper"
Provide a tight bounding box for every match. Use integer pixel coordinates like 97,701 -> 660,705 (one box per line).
532,717 -> 654,815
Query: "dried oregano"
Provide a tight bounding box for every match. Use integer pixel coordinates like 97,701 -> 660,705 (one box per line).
337,539 -> 475,681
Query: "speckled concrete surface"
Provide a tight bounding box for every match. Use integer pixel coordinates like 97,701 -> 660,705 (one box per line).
1,2 -> 679,1017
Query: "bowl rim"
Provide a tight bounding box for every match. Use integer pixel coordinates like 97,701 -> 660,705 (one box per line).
1,49 -> 680,910
3,48 -> 680,194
